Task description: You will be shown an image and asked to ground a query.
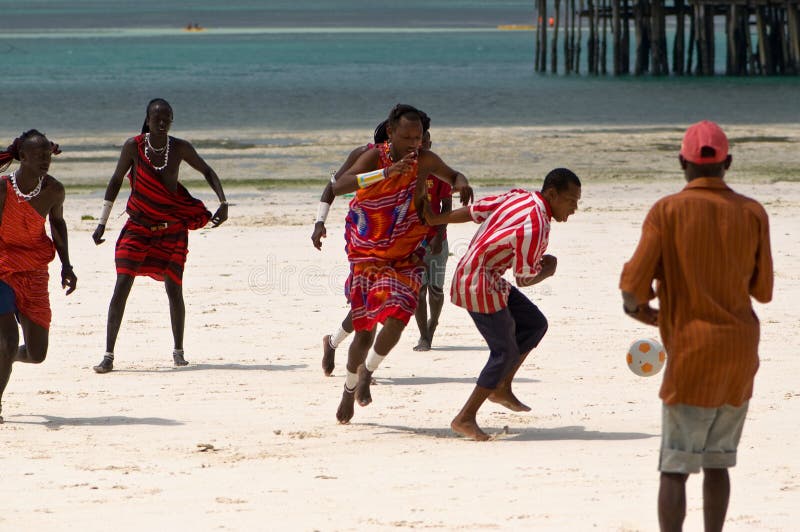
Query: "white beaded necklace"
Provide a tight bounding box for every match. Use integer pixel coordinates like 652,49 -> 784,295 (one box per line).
144,133 -> 170,171
10,170 -> 44,202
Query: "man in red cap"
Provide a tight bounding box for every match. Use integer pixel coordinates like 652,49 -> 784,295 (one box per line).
620,120 -> 773,531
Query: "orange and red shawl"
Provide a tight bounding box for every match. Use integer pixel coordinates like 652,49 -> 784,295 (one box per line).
115,134 -> 211,285
344,142 -> 428,263
0,176 -> 56,329
343,142 -> 428,331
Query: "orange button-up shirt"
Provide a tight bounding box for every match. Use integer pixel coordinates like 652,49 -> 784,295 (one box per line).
620,178 -> 773,407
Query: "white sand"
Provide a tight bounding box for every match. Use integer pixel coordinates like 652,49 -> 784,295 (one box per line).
1,128 -> 799,531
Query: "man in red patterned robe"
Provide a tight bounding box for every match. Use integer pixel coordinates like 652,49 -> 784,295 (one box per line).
330,104 -> 473,424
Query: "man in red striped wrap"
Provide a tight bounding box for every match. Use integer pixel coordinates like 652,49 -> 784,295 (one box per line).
0,130 -> 76,422
330,103 -> 473,424
91,99 -> 228,373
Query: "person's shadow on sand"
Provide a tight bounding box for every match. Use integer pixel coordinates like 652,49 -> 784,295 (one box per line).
7,415 -> 183,429
362,422 -> 655,441
380,376 -> 539,386
110,363 -> 306,373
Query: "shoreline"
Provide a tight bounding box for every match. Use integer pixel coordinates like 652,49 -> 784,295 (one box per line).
6,124 -> 798,188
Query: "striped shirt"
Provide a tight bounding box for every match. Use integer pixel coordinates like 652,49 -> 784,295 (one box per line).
451,189 -> 551,313
620,178 -> 773,407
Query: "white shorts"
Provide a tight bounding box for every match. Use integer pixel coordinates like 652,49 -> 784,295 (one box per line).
659,402 -> 749,474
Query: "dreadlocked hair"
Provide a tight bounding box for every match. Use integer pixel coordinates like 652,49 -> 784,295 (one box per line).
1,130 -> 49,173
373,120 -> 389,144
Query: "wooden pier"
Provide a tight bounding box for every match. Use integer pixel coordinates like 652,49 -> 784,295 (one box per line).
534,0 -> 800,75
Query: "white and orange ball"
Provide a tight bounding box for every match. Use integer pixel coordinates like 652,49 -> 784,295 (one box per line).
627,338 -> 666,377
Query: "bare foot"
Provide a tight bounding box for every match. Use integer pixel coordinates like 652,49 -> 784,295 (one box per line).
322,335 -> 335,376
451,417 -> 490,441
488,389 -> 531,412
336,387 -> 355,424
413,337 -> 431,352
355,364 -> 373,407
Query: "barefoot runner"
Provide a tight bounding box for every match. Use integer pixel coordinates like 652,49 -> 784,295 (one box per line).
423,168 -> 581,440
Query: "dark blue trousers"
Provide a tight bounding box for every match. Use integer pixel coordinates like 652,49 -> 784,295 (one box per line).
467,287 -> 548,389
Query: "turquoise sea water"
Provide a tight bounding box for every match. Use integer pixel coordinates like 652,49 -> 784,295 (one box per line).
2,0 -> 799,138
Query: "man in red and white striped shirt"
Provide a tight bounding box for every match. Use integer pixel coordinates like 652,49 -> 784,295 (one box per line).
423,168 -> 581,440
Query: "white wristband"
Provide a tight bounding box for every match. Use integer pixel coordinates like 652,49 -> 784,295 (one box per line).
316,201 -> 331,223
98,200 -> 113,225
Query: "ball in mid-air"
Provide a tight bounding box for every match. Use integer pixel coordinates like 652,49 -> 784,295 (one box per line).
627,338 -> 666,377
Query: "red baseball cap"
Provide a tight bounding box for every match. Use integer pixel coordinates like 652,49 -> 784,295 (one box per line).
680,120 -> 729,164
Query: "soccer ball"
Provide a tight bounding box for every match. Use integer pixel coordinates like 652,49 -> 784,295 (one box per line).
627,338 -> 666,377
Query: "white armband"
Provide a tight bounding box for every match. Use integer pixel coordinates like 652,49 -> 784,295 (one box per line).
356,168 -> 387,188
316,201 -> 331,223
98,200 -> 113,225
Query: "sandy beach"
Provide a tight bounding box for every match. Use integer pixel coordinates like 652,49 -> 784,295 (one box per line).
1,126 -> 799,531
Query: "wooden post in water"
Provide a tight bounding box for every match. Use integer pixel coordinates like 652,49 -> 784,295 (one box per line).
564,0 -> 572,73
552,0 -> 561,72
622,0 -> 631,71
788,2 -> 800,73
587,0 -> 597,73
756,6 -> 774,74
612,0 -> 622,73
577,0 -> 584,73
673,0 -> 686,74
705,5 -> 716,74
651,0 -> 669,74
594,0 -> 602,72
570,0 -> 578,72
745,7 -> 758,73
601,0 -> 609,73
695,4 -> 714,75
778,6 -> 790,73
634,0 -> 651,74
538,0 -> 549,72
726,5 -> 736,75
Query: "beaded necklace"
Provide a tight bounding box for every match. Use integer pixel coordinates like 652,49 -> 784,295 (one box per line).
10,170 -> 44,202
145,133 -> 170,171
